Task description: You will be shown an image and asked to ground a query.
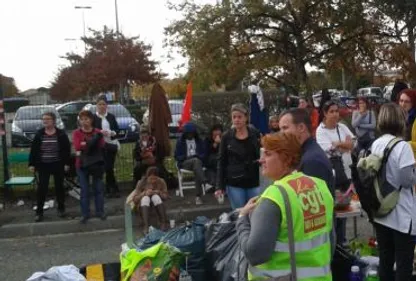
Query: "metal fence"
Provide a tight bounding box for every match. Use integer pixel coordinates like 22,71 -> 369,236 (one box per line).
0,90 -> 286,188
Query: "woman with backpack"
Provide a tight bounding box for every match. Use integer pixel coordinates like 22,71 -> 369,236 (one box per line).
369,103 -> 416,281
351,97 -> 376,154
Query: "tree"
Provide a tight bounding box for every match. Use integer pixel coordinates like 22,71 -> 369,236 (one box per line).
369,0 -> 416,86
0,74 -> 19,97
166,0 -> 374,95
51,27 -> 160,101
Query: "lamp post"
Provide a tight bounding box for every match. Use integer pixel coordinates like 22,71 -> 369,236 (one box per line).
114,0 -> 120,34
74,6 -> 92,53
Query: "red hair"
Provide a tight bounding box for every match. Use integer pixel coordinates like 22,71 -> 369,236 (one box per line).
261,132 -> 301,168
400,89 -> 416,108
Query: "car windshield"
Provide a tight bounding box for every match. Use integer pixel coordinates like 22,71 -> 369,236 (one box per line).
88,105 -> 131,117
169,102 -> 183,115
15,107 -> 58,120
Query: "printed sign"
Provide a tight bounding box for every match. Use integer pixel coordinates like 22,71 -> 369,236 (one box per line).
288,177 -> 327,234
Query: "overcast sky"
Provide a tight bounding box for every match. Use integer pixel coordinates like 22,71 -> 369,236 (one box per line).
0,0 -> 215,91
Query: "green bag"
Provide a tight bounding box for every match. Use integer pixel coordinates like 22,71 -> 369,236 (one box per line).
121,242 -> 185,281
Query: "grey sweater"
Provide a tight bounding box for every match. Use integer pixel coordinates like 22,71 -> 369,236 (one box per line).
351,110 -> 376,138
237,198 -> 335,266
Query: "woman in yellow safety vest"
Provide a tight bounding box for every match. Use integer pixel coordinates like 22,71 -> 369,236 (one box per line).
237,132 -> 334,281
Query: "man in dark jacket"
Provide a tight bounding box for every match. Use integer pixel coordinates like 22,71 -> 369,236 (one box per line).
174,122 -> 205,205
279,108 -> 334,196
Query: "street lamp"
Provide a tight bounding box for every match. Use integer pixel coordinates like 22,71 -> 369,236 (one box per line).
74,6 -> 92,38
75,6 -> 92,52
114,0 -> 120,34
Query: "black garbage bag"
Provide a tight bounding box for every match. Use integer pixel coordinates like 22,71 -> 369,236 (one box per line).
205,212 -> 248,281
161,216 -> 210,281
136,227 -> 166,250
331,245 -> 368,281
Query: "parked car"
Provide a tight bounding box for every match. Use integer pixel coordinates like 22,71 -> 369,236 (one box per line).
142,100 -> 185,138
11,105 -> 65,147
82,103 -> 140,143
357,87 -> 383,97
56,101 -> 91,130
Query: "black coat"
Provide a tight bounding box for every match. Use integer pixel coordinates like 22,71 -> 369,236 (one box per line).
29,127 -> 71,168
216,126 -> 261,190
93,113 -> 119,140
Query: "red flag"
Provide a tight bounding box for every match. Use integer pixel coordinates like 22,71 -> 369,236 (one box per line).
179,82 -> 192,130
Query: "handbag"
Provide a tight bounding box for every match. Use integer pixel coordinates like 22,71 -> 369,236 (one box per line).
330,126 -> 350,191
266,185 -> 297,281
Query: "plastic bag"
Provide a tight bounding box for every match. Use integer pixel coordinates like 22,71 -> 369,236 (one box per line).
121,242 -> 184,281
205,212 -> 248,281
161,216 -> 209,281
136,227 -> 166,250
161,217 -> 208,270
27,265 -> 86,281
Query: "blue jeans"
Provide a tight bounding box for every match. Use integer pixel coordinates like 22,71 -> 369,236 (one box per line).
77,168 -> 105,218
226,185 -> 261,210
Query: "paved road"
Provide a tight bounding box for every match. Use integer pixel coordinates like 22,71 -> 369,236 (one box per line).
0,214 -> 374,281
0,229 -> 124,281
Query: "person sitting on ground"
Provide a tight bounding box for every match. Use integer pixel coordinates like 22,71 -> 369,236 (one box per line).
268,115 -> 280,133
174,122 -> 206,205
133,126 -> 157,185
204,124 -> 223,190
127,167 -> 169,233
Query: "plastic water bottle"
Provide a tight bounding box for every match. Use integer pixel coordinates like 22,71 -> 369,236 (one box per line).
365,270 -> 379,281
350,266 -> 362,281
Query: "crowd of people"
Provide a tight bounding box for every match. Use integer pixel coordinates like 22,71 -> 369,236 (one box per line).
27,82 -> 416,280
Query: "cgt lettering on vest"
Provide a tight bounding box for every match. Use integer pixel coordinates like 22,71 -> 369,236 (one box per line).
288,177 -> 327,233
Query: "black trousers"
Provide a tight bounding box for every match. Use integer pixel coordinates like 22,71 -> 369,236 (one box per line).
36,163 -> 65,215
374,222 -> 415,281
104,148 -> 119,194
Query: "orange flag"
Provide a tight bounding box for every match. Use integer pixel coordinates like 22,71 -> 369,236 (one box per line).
179,82 -> 192,130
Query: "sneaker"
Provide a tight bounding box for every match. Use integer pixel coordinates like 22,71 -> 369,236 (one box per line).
99,213 -> 107,221
195,197 -> 203,205
80,216 -> 89,224
34,214 -> 43,223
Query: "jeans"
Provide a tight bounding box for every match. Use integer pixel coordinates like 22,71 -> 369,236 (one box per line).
104,148 -> 119,194
374,223 -> 415,281
77,168 -> 105,218
36,163 -> 65,215
226,185 -> 261,209
181,157 -> 205,197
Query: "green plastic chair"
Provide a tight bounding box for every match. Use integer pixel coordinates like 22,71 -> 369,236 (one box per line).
3,152 -> 36,206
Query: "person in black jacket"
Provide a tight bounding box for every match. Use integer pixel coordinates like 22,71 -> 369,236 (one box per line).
29,112 -> 71,222
93,95 -> 120,198
204,124 -> 223,189
174,122 -> 206,205
215,104 -> 261,209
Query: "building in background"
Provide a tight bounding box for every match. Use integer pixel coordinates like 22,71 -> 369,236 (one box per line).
20,87 -> 52,105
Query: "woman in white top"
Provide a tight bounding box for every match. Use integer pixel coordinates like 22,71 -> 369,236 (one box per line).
316,100 -> 355,245
371,103 -> 416,281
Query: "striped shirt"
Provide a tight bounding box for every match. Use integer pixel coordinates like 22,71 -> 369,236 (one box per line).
40,133 -> 60,163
